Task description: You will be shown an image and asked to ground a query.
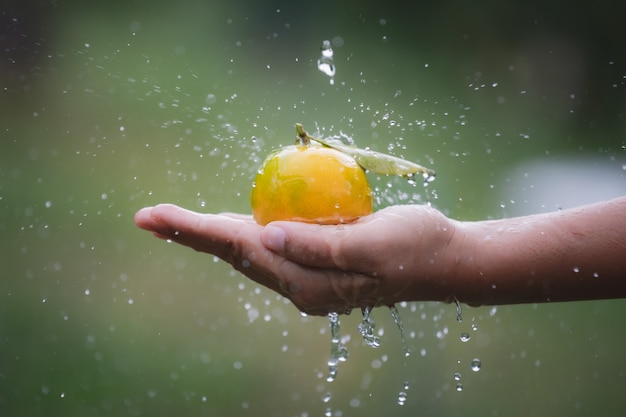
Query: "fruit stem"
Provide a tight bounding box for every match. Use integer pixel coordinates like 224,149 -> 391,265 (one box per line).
295,123 -> 310,146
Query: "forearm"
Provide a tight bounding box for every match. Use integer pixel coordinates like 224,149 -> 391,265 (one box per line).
444,197 -> 626,305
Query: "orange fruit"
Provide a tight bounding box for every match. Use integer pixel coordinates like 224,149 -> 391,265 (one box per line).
251,143 -> 373,226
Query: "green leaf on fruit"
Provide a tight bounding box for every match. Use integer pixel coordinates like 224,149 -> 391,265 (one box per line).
295,123 -> 435,178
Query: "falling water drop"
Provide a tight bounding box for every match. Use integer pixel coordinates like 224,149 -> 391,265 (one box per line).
460,332 -> 471,342
327,312 -> 349,382
389,305 -> 411,357
317,40 -> 335,85
397,381 -> 409,405
454,368 -> 463,391
358,307 -> 381,348
470,358 -> 482,372
397,390 -> 407,405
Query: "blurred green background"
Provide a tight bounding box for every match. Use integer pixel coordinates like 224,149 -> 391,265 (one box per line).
2,1 -> 625,416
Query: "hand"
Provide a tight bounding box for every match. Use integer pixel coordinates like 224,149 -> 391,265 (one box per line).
135,197 -> 626,313
134,204 -> 458,315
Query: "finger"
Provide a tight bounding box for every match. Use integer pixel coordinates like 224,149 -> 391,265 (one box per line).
135,205 -> 355,307
135,204 -> 290,292
135,204 -> 254,261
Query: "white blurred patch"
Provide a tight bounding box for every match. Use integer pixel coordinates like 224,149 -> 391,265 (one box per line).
500,155 -> 626,216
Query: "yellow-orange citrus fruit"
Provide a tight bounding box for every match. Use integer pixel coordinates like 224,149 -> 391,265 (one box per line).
251,143 -> 373,225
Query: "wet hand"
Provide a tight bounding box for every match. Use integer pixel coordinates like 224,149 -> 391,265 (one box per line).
134,204 -> 456,315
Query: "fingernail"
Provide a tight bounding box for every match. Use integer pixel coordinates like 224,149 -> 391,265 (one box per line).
261,225 -> 286,253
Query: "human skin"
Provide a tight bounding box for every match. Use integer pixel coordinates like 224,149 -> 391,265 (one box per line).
134,196 -> 626,316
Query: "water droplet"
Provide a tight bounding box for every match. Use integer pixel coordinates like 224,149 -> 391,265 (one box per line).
397,390 -> 407,405
317,40 -> 335,84
358,307 -> 381,348
205,93 -> 216,105
322,392 -> 332,403
470,358 -> 481,372
454,372 -> 461,381
422,172 -> 436,186
460,332 -> 470,342
349,398 -> 361,407
456,383 -> 463,392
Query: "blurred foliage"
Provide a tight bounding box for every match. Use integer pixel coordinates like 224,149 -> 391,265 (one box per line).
1,0 -> 625,416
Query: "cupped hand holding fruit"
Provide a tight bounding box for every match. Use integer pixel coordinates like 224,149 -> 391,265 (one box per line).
134,124 -> 443,315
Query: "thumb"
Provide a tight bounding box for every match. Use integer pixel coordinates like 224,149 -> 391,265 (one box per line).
260,220 -> 378,272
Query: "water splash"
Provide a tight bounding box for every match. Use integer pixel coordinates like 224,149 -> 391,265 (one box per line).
327,312 -> 349,382
317,40 -> 335,85
389,305 -> 411,357
422,171 -> 436,186
357,306 -> 381,348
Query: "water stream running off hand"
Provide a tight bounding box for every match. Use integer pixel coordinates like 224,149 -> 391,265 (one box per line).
325,304 -> 413,410
324,300 -> 480,410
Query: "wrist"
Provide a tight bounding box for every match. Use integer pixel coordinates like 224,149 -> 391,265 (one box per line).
388,206 -> 465,304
